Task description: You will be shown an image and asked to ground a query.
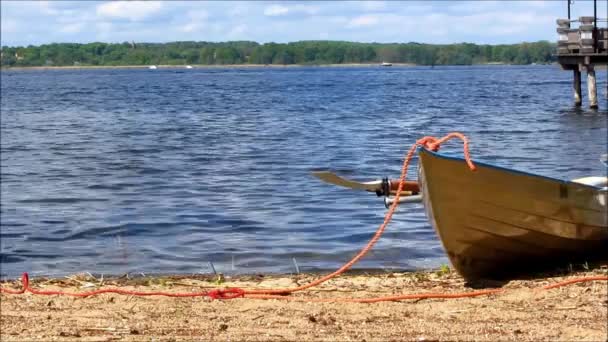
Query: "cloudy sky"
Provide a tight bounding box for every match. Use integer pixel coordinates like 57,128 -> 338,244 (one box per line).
1,1 -> 606,47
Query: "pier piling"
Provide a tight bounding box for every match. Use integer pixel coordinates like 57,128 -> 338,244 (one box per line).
573,68 -> 582,106
586,65 -> 598,109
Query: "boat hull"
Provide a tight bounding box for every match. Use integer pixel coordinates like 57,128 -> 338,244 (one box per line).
418,148 -> 608,280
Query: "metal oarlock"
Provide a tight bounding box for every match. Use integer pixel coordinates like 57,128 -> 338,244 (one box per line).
375,177 -> 389,197
384,194 -> 423,208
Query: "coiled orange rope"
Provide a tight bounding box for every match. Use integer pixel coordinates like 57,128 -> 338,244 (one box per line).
1,133 -> 606,302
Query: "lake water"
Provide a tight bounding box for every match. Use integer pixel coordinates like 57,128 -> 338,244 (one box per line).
1,65 -> 606,278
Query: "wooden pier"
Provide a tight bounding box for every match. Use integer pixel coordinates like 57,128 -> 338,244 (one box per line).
556,0 -> 607,109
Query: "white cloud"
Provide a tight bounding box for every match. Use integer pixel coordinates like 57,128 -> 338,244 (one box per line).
264,4 -> 289,17
346,15 -> 379,28
96,1 -> 162,21
3,1 -> 605,46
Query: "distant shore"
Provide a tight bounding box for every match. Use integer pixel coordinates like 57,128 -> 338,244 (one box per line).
1,63 -> 419,71
0,62 -> 563,71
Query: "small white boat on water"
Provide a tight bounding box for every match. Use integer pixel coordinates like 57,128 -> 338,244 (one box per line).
148,65 -> 157,70
185,65 -> 193,69
381,62 -> 392,67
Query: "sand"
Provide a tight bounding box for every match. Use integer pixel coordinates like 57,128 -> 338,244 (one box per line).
1,266 -> 607,341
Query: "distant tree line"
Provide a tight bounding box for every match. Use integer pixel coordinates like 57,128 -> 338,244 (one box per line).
0,40 -> 556,67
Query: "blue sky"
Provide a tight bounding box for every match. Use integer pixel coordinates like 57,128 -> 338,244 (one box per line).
1,1 -> 606,47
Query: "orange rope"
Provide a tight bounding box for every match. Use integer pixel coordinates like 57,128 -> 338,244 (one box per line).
1,271 -> 605,303
542,275 -> 608,290
0,272 -> 245,299
1,133 -> 605,303
245,132 -> 476,296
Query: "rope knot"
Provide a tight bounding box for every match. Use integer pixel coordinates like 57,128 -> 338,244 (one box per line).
207,288 -> 245,300
416,136 -> 441,151
416,134 -> 476,171
426,142 -> 441,152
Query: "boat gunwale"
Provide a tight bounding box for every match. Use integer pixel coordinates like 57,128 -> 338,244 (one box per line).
417,147 -> 606,191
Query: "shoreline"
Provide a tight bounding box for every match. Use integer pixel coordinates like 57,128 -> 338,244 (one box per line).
0,62 -> 562,71
1,267 -> 606,341
1,63 -> 415,71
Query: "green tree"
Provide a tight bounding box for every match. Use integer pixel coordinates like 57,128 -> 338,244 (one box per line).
0,40 -> 557,67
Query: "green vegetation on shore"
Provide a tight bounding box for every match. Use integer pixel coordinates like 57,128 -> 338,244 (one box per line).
0,40 -> 555,68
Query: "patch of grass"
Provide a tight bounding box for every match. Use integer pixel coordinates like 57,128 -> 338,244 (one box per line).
412,271 -> 430,282
215,274 -> 225,285
556,260 -> 597,275
436,264 -> 451,277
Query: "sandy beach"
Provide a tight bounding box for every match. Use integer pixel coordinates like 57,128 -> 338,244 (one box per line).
1,266 -> 606,341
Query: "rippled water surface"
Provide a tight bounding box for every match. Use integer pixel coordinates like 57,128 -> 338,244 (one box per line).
1,65 -> 607,278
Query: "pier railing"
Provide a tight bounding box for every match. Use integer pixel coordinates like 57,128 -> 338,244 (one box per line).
556,16 -> 608,55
